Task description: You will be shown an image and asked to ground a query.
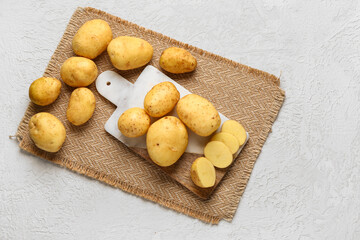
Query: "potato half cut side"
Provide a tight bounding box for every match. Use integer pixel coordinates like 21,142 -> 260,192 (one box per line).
211,132 -> 240,154
221,120 -> 247,146
204,141 -> 233,168
190,157 -> 216,188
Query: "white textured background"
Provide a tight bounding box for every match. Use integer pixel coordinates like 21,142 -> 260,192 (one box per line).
1,0 -> 360,239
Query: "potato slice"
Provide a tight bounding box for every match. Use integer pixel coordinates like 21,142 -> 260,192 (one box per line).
211,132 -> 239,154
221,120 -> 247,146
204,141 -> 233,168
191,157 -> 216,188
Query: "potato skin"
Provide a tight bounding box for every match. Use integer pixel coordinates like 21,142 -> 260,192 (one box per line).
60,57 -> 98,87
72,19 -> 112,59
66,88 -> 96,126
144,82 -> 180,117
159,47 -> 197,74
118,107 -> 151,137
29,77 -> 61,106
146,116 -> 188,167
29,112 -> 66,152
107,36 -> 153,70
191,157 -> 216,188
176,94 -> 221,137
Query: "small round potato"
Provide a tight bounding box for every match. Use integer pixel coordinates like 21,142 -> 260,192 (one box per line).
176,94 -> 221,137
72,19 -> 113,59
118,107 -> 151,138
107,36 -> 153,70
204,141 -> 233,168
221,120 -> 247,146
29,77 -> 61,106
146,116 -> 188,167
60,57 -> 98,87
66,88 -> 96,126
159,47 -> 197,74
191,157 -> 216,188
29,112 -> 66,152
144,82 -> 180,117
211,132 -> 240,154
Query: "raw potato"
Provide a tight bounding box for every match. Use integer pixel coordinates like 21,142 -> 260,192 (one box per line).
107,36 -> 153,70
221,120 -> 247,146
144,82 -> 180,117
211,132 -> 240,154
204,141 -> 233,168
159,47 -> 197,74
118,107 -> 151,137
146,116 -> 188,167
29,77 -> 61,106
191,157 -> 216,188
29,112 -> 66,152
66,88 -> 96,126
176,94 -> 221,136
60,57 -> 98,87
72,19 -> 112,59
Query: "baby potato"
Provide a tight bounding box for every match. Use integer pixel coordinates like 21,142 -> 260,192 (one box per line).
221,120 -> 247,146
72,19 -> 113,59
211,132 -> 240,154
176,94 -> 221,137
66,88 -> 96,126
146,116 -> 188,167
107,36 -> 153,70
191,157 -> 216,188
159,47 -> 197,74
144,82 -> 180,117
60,57 -> 98,87
118,107 -> 151,137
29,112 -> 66,152
204,141 -> 233,168
29,77 -> 61,106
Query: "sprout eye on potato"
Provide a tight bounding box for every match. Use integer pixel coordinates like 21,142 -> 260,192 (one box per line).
160,47 -> 197,74
107,36 -> 153,70
66,88 -> 96,126
146,116 -> 188,167
29,77 -> 62,106
144,82 -> 180,117
29,112 -> 66,153
176,94 -> 221,137
72,19 -> 113,59
118,107 -> 151,138
191,157 -> 216,188
60,57 -> 98,87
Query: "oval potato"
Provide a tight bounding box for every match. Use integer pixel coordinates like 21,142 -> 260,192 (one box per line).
159,47 -> 197,74
29,112 -> 66,152
72,19 -> 112,59
204,141 -> 233,168
146,116 -> 188,167
211,132 -> 239,154
144,82 -> 180,117
29,77 -> 61,106
118,107 -> 151,137
60,57 -> 98,87
107,36 -> 153,70
66,88 -> 96,126
221,120 -> 247,146
176,94 -> 221,137
191,157 -> 216,188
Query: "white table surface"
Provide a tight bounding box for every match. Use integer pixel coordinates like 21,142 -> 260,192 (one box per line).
1,1 -> 359,239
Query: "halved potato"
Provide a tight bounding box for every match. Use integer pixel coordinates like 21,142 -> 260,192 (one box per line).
204,141 -> 233,168
221,120 -> 247,146
190,157 -> 216,188
211,132 -> 239,154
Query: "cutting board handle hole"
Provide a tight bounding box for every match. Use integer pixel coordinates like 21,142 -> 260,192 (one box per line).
106,81 -> 111,86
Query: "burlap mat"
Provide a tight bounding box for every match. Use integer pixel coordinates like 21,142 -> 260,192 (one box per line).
16,7 -> 285,224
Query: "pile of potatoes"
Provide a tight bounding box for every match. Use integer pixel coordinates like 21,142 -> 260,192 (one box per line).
28,19 -> 198,153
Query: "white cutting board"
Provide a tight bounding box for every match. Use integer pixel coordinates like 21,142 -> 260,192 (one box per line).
96,65 -> 249,155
